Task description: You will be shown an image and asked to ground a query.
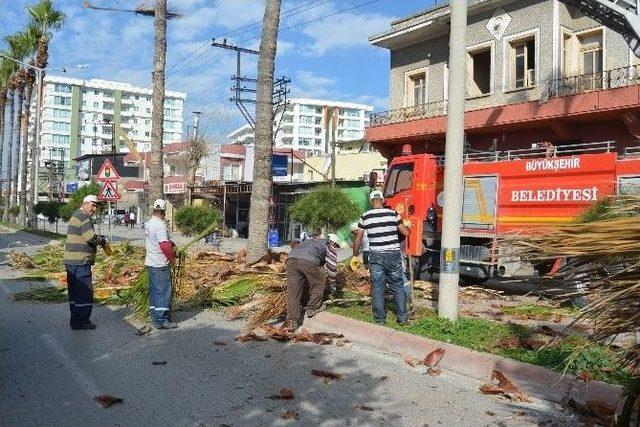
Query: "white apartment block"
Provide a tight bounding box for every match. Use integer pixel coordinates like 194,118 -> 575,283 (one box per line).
227,98 -> 373,156
34,75 -> 186,168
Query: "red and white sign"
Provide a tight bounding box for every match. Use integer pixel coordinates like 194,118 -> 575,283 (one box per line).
98,180 -> 121,201
164,182 -> 187,194
96,159 -> 121,182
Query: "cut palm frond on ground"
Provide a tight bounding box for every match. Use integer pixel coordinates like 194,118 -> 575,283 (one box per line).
507,195 -> 640,425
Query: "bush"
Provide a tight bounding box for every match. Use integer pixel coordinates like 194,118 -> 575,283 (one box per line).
8,205 -> 20,218
290,186 -> 360,232
174,205 -> 220,236
59,182 -> 101,221
34,201 -> 64,223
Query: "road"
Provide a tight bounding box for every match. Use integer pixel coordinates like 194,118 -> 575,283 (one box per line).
0,231 -> 583,426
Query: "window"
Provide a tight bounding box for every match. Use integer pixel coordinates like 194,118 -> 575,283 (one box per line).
407,71 -> 426,107
144,131 -> 150,137
345,130 -> 361,139
146,107 -> 151,114
52,134 -> 70,144
314,139 -> 322,147
299,137 -> 313,146
383,162 -> 414,197
52,122 -> 70,132
299,115 -> 314,124
299,104 -> 319,114
345,119 -> 360,128
93,114 -> 99,121
343,108 -> 359,117
94,89 -> 99,95
467,46 -> 492,96
103,90 -> 113,98
314,128 -> 322,136
93,101 -> 100,108
299,126 -> 313,135
282,138 -> 293,146
509,37 -> 536,89
314,117 -> 322,125
53,109 -> 71,118
54,83 -> 71,93
578,31 -> 604,90
122,93 -> 130,100
53,96 -> 71,106
145,119 -> 151,125
223,164 -> 241,181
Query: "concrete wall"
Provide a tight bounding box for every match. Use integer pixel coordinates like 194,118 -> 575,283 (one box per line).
303,151 -> 387,183
387,0 -> 632,112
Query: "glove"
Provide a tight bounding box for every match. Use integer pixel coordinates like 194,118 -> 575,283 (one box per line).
349,256 -> 362,272
98,235 -> 107,247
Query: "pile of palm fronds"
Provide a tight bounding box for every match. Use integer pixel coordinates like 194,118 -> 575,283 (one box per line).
507,195 -> 640,424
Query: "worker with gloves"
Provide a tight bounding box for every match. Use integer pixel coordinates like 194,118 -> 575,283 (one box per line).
282,234 -> 340,332
145,199 -> 179,329
350,222 -> 369,270
352,190 -> 411,325
63,194 -> 107,330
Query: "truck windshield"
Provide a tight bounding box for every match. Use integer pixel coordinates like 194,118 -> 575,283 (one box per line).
383,163 -> 414,197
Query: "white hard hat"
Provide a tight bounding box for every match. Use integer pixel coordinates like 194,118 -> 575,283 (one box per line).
327,233 -> 340,246
83,195 -> 99,204
153,199 -> 167,211
369,190 -> 383,200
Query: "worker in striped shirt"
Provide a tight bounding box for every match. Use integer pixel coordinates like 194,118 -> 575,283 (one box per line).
353,190 -> 411,325
63,195 -> 107,330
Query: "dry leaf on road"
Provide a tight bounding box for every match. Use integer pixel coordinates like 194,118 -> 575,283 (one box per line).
311,369 -> 344,381
404,356 -> 420,367
426,367 -> 442,376
94,395 -> 124,408
281,410 -> 299,420
479,370 -> 531,402
355,404 -> 375,411
424,348 -> 445,367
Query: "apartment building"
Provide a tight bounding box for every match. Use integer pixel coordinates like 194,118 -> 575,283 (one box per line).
35,75 -> 186,178
228,98 -> 373,156
367,0 -> 640,158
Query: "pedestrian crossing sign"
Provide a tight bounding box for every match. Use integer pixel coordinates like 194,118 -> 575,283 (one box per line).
96,159 -> 121,182
97,180 -> 121,201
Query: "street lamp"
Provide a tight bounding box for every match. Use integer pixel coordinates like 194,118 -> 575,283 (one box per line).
0,53 -> 88,215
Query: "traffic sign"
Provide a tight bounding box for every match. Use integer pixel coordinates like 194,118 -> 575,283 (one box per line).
97,180 -> 121,201
96,159 -> 121,181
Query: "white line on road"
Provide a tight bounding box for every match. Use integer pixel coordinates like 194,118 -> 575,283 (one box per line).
41,333 -> 102,397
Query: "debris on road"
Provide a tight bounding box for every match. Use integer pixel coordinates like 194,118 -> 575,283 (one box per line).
311,369 -> 344,382
280,410 -> 299,420
424,348 -> 445,367
404,356 -> 420,367
94,395 -> 124,408
479,370 -> 531,402
426,367 -> 442,376
213,341 -> 227,346
135,325 -> 152,336
8,251 -> 35,269
152,361 -> 167,366
355,404 -> 375,411
413,281 -> 506,300
269,389 -> 295,400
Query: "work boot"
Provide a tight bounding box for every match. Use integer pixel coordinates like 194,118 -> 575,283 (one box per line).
281,320 -> 298,333
70,320 -> 97,330
154,321 -> 179,329
306,304 -> 326,318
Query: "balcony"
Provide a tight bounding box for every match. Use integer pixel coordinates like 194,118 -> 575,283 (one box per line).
369,64 -> 640,127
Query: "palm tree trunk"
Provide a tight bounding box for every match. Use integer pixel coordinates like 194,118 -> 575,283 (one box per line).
4,89 -> 14,222
17,86 -> 27,226
148,0 -> 167,204
22,81 -> 34,227
246,0 -> 282,264
0,89 -> 5,212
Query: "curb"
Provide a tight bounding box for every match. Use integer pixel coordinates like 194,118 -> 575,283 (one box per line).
306,312 -> 624,407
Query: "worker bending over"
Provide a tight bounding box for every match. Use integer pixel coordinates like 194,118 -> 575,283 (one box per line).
283,234 -> 339,331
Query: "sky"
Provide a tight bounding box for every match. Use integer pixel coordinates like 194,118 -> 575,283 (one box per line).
0,0 -> 442,140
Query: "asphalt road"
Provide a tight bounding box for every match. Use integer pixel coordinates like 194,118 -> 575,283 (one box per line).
0,229 -> 583,426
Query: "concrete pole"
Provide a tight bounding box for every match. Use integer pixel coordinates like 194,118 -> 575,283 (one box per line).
192,111 -> 202,138
438,0 -> 468,322
33,68 -> 43,208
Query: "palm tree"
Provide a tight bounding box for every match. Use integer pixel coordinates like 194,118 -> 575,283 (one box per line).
27,0 -> 65,219
246,0 -> 282,264
6,31 -> 37,226
3,73 -> 16,222
0,57 -> 12,212
148,0 -> 168,204
15,27 -> 40,227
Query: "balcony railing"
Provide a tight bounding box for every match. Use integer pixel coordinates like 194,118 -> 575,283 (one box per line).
369,64 -> 640,127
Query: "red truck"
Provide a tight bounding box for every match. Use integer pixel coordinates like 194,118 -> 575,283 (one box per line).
380,141 -> 640,283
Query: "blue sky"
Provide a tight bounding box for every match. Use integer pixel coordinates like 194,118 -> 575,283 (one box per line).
1,0 -> 441,139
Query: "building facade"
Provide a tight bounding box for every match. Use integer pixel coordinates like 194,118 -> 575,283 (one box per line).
228,98 -> 373,156
33,75 -> 186,183
367,0 -> 640,158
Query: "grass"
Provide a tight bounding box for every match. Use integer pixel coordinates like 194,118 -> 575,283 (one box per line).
501,303 -> 578,320
0,221 -> 65,240
329,305 -> 631,385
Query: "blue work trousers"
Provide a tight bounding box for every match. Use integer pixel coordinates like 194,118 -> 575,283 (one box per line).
65,264 -> 94,325
369,251 -> 408,324
148,265 -> 172,326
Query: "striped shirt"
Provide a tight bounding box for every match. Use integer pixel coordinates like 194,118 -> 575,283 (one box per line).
64,209 -> 98,265
358,208 -> 402,252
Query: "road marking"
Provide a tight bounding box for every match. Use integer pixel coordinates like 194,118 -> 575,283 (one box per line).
41,333 -> 102,397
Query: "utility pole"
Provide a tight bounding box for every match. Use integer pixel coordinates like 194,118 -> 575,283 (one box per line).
325,107 -> 337,189
438,0 -> 468,322
192,110 -> 202,138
